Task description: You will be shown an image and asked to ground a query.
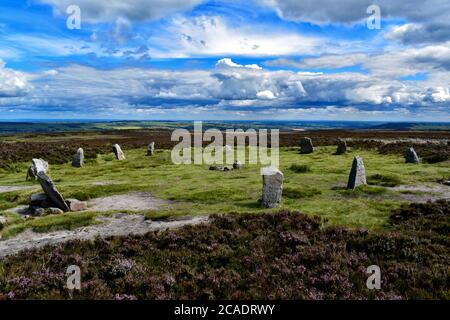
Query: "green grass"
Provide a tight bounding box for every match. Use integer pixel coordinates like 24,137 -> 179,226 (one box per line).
289,164 -> 311,173
1,146 -> 449,237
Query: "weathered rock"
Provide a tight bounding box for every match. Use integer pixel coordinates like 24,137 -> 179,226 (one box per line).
405,147 -> 420,164
233,160 -> 242,169
347,156 -> 367,190
442,180 -> 450,186
29,193 -> 50,207
66,199 -> 88,212
209,165 -> 233,171
47,207 -> 64,215
299,137 -> 314,154
113,144 -> 125,160
261,167 -> 283,208
30,206 -> 45,216
26,158 -> 49,181
72,148 -> 84,167
36,172 -> 70,212
147,142 -> 155,156
336,139 -> 347,155
0,216 -> 6,230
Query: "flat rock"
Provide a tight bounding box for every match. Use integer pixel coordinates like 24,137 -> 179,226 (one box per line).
66,199 -> 88,212
347,156 -> 367,190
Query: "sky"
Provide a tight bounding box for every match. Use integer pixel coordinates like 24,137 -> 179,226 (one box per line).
0,0 -> 449,121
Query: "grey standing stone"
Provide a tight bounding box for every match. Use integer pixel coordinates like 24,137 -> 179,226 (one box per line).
0,216 -> 6,230
405,147 -> 420,164
299,137 -> 314,154
113,144 -> 125,160
72,148 -> 84,167
147,142 -> 155,156
233,160 -> 242,169
26,158 -> 49,181
347,156 -> 367,190
261,167 -> 283,208
36,172 -> 70,212
336,139 -> 347,155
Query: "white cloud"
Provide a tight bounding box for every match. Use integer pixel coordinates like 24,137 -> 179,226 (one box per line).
0,60 -> 31,97
37,0 -> 203,23
149,16 -> 324,57
256,90 -> 275,100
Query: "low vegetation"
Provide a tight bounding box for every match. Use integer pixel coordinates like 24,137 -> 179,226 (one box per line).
0,200 -> 448,300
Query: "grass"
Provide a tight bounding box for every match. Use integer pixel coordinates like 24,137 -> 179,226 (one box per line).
0,146 -> 449,237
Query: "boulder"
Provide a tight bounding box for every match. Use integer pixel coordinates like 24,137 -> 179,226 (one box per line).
347,156 -> 367,190
36,172 -> 70,212
26,158 -> 49,181
233,160 -> 242,169
65,199 -> 87,212
147,142 -> 155,156
113,144 -> 125,160
29,193 -> 50,207
261,167 -> 283,208
47,207 -> 64,215
209,165 -> 233,171
29,206 -> 45,216
336,139 -> 347,155
299,137 -> 314,154
405,147 -> 420,164
72,148 -> 84,167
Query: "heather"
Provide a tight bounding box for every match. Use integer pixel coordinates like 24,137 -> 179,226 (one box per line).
0,200 -> 448,300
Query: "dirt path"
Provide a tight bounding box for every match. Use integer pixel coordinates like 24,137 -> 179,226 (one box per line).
0,214 -> 209,258
387,184 -> 450,202
88,192 -> 169,211
0,185 -> 34,193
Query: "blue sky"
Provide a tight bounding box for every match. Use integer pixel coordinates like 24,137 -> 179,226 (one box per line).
0,0 -> 449,121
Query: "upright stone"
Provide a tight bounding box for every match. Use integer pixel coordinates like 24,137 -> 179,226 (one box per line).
26,158 -> 49,181
261,167 -> 283,208
113,144 -> 125,160
72,148 -> 84,167
299,137 -> 314,154
336,139 -> 347,155
347,156 -> 367,190
36,172 -> 70,212
405,147 -> 420,164
147,142 -> 155,156
233,160 -> 242,169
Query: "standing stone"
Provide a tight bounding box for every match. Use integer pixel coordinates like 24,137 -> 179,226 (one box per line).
26,158 -> 49,181
36,172 -> 70,212
72,148 -> 84,167
336,139 -> 347,155
233,160 -> 242,169
405,147 -> 420,164
347,156 -> 367,190
261,167 -> 283,208
147,142 -> 155,156
113,144 -> 125,160
299,137 -> 314,154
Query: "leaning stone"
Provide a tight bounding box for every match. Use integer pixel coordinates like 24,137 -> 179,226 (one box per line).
36,172 -> 70,212
405,147 -> 420,164
113,144 -> 126,160
65,199 -> 87,212
299,137 -> 314,154
146,142 -> 155,156
233,160 -> 242,169
261,167 -> 283,208
72,148 -> 84,167
347,156 -> 367,190
336,139 -> 347,155
26,158 -> 49,181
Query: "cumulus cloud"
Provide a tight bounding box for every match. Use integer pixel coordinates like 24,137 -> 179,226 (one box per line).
36,0 -> 203,23
267,53 -> 368,69
149,16 -> 323,57
0,60 -> 31,97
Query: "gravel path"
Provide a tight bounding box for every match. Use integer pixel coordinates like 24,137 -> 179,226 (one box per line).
0,214 -> 209,258
0,185 -> 34,193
